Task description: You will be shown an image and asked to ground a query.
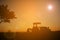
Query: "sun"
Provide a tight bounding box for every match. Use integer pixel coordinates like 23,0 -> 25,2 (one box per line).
48,5 -> 53,10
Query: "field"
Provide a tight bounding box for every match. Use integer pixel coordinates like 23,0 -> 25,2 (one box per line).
0,31 -> 60,40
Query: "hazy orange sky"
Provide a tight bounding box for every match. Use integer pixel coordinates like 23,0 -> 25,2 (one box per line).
0,0 -> 60,32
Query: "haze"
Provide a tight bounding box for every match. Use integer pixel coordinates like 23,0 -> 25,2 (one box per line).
0,0 -> 60,32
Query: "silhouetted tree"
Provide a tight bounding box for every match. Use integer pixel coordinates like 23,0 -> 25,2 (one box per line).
0,5 -> 16,23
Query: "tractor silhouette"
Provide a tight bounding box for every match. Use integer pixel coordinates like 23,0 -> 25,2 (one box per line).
27,22 -> 51,32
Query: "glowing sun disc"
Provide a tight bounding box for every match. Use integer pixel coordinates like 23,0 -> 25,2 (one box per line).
48,5 -> 53,10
